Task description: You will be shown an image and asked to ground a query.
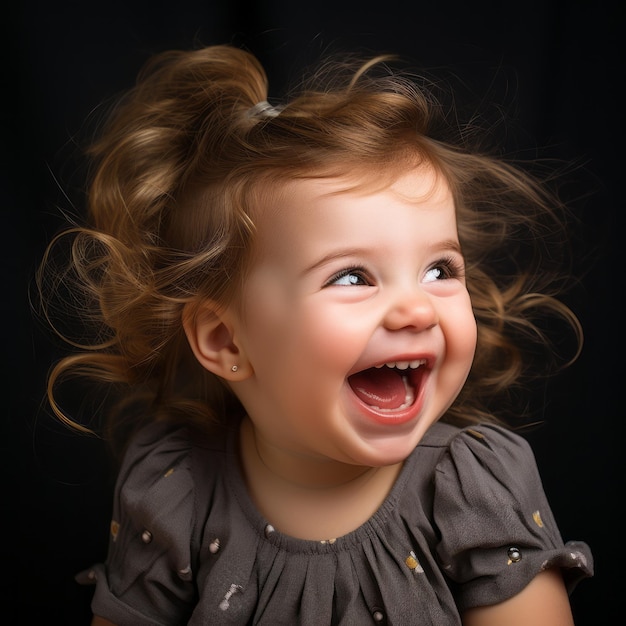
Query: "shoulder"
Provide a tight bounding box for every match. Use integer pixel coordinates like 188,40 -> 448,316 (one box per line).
85,421 -> 233,622
439,421 -> 537,466
421,420 -> 533,453
111,420 -> 233,575
417,421 -> 540,487
426,421 -> 593,610
415,420 -> 536,469
116,419 -> 228,483
432,422 -> 546,512
111,420 -> 225,557
429,421 -> 552,539
112,420 -> 231,535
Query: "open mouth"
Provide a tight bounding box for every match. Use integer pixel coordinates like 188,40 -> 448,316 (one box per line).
347,359 -> 428,412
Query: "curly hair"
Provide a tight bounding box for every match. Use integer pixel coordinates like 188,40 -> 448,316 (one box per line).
36,44 -> 582,450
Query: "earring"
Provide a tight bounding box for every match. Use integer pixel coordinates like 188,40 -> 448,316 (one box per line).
231,365 -> 238,372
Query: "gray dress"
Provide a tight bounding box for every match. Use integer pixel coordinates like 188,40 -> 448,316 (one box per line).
77,419 -> 593,625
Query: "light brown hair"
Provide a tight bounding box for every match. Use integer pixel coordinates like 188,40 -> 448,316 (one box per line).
37,45 -> 581,450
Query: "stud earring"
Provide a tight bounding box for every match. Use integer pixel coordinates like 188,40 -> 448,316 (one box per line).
231,365 -> 238,372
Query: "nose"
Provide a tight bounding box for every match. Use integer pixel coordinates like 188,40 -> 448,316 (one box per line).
383,286 -> 438,332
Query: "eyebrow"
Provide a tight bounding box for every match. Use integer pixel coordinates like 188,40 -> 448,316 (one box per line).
302,239 -> 464,276
437,239 -> 463,255
302,248 -> 370,276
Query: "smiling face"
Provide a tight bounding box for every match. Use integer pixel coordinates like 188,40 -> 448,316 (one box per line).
220,166 -> 477,473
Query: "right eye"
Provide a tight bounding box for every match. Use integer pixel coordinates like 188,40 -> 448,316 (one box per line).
325,267 -> 371,287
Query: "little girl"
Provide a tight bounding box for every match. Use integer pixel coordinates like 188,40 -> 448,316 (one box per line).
39,45 -> 593,624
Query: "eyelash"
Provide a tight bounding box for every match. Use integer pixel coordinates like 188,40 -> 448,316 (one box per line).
429,255 -> 465,280
325,266 -> 371,287
325,256 -> 465,287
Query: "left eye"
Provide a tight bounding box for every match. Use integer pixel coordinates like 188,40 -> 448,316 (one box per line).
423,257 -> 462,283
328,268 -> 370,286
423,266 -> 446,283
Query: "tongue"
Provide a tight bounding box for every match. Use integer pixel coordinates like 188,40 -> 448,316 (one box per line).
349,368 -> 406,409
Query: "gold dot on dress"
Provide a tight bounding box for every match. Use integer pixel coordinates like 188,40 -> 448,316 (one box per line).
533,510 -> 544,527
405,550 -> 424,573
110,519 -> 120,541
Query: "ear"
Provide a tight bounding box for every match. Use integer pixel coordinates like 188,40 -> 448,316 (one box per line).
183,301 -> 252,381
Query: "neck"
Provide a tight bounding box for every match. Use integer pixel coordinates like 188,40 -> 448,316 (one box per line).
238,417 -> 405,541
240,417 -> 379,491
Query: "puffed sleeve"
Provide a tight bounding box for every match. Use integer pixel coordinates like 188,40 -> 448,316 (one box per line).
433,424 -> 593,612
76,422 -> 198,625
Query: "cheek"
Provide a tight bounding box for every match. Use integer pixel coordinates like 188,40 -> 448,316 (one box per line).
442,299 -> 478,369
284,306 -> 365,372
457,323 -> 478,379
244,298 -> 364,376
437,309 -> 477,411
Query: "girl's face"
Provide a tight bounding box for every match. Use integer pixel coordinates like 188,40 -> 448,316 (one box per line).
231,167 -> 477,470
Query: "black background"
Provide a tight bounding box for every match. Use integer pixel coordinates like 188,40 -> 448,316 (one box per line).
4,1 -> 622,623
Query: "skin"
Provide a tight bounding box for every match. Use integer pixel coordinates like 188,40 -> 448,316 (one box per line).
218,168 -> 478,539
463,569 -> 575,626
198,167 -> 477,474
93,166 -> 575,624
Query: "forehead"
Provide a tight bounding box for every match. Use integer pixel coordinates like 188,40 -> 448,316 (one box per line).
246,166 -> 456,263
250,163 -> 451,222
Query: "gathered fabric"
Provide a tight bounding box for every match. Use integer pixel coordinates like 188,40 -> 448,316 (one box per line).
77,419 -> 593,625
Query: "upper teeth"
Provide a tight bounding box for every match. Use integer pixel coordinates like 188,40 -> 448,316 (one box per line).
375,359 -> 426,370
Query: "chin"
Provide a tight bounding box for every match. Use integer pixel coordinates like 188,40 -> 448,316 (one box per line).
350,428 -> 428,467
